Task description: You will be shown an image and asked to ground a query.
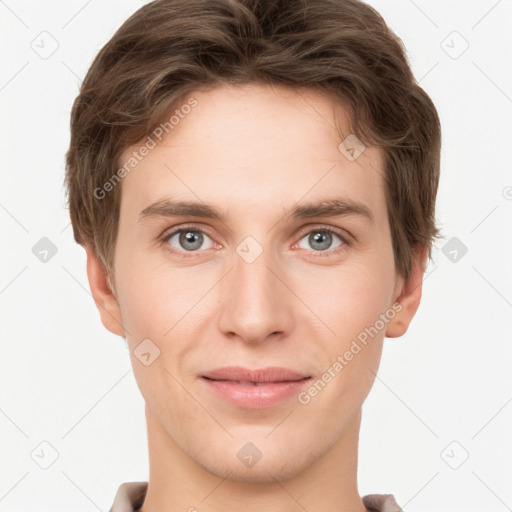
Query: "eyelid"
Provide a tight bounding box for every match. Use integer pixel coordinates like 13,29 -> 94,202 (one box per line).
294,224 -> 353,245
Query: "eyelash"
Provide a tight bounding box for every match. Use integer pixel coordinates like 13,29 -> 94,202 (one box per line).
160,225 -> 351,259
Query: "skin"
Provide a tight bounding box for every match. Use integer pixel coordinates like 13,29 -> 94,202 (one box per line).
86,82 -> 426,512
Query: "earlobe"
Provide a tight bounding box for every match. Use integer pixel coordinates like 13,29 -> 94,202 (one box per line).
85,245 -> 126,337
385,246 -> 427,339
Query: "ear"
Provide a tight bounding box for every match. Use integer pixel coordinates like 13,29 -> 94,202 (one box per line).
85,245 -> 126,337
385,245 -> 427,338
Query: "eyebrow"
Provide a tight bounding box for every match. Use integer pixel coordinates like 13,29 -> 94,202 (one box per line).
138,197 -> 374,224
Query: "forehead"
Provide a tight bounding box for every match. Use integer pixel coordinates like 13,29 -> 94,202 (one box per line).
117,82 -> 386,223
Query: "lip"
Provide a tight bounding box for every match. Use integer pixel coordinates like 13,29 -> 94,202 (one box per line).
202,366 -> 310,382
201,366 -> 311,409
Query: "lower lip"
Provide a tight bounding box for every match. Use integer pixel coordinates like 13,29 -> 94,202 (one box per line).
201,377 -> 311,409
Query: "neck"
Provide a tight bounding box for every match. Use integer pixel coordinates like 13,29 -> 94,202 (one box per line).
139,405 -> 368,512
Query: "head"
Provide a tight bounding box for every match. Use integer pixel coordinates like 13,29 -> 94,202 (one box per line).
64,0 -> 441,483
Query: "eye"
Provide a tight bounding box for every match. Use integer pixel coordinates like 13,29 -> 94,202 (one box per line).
295,227 -> 348,256
163,227 -> 215,255
161,225 -> 350,259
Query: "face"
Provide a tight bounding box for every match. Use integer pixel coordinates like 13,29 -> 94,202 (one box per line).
88,82 -> 422,483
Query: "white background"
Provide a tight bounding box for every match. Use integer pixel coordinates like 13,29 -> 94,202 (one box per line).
1,0 -> 511,510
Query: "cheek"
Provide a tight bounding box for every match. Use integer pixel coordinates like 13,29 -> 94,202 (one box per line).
115,248 -> 194,336
303,264 -> 392,339
115,259 -> 214,390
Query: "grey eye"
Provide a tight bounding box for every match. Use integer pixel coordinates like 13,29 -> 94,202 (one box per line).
167,229 -> 213,252
297,230 -> 344,252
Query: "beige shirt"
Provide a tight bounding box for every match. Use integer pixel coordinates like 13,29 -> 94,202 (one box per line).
108,482 -> 404,511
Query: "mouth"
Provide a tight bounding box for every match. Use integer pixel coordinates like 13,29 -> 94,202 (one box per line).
201,366 -> 311,383
202,378 -> 309,386
200,366 -> 312,409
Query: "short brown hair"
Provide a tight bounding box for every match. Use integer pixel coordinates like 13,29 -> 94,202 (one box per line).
64,0 -> 442,285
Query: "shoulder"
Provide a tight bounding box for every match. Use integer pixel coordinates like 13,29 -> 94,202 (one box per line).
362,493 -> 403,512
109,481 -> 148,512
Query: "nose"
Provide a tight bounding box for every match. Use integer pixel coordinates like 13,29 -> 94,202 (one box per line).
217,241 -> 295,345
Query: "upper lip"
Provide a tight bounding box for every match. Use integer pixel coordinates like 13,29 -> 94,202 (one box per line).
202,366 -> 310,383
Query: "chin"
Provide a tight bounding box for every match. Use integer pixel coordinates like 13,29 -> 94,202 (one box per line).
196,445 -> 313,484
207,461 -> 305,484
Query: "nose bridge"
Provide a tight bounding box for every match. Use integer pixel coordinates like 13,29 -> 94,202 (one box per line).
219,234 -> 292,343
